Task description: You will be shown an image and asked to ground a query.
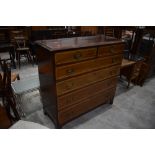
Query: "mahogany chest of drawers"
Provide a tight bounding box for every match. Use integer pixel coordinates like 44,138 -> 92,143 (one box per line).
36,35 -> 124,128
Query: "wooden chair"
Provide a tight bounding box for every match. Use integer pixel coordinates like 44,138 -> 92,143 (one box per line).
10,30 -> 23,43
134,62 -> 150,86
14,36 -> 33,68
0,57 -> 20,82
0,60 -> 20,121
120,59 -> 143,88
0,29 -> 16,68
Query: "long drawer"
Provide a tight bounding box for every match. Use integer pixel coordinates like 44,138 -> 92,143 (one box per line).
57,77 -> 117,110
58,87 -> 116,125
56,65 -> 120,96
56,54 -> 122,80
98,44 -> 124,57
55,47 -> 97,65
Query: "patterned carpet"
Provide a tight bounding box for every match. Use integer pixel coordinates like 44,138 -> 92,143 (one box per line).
14,62 -> 155,129
1,42 -> 154,129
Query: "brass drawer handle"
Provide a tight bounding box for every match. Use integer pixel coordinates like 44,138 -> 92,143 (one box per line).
66,82 -> 74,89
66,68 -> 75,75
110,47 -> 115,53
110,70 -> 115,75
105,95 -> 109,98
74,52 -> 82,60
112,58 -> 115,63
107,81 -> 111,86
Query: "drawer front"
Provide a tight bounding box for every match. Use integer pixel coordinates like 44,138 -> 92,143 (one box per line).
98,44 -> 124,57
56,55 -> 122,80
56,65 -> 120,96
55,48 -> 97,65
58,88 -> 116,125
57,77 -> 117,110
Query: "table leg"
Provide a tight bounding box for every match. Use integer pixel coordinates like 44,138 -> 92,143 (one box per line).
9,47 -> 16,69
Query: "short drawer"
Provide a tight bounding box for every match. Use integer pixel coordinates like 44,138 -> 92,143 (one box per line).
56,55 -> 122,80
55,48 -> 97,65
98,44 -> 124,57
58,87 -> 116,125
56,65 -> 120,96
57,77 -> 117,110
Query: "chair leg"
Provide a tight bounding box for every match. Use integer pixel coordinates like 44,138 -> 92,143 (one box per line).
9,52 -> 16,69
33,55 -> 36,64
17,74 -> 20,80
7,96 -> 20,121
27,50 -> 33,65
2,95 -> 5,105
26,53 -> 30,62
10,92 -> 21,120
17,52 -> 21,69
127,80 -> 131,88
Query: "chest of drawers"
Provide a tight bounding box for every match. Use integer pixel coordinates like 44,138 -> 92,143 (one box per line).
36,35 -> 124,128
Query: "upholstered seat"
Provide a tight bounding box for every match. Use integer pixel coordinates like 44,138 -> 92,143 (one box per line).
0,72 -> 20,82
10,120 -> 49,129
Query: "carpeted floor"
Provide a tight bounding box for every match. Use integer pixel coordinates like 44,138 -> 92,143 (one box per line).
13,62 -> 155,129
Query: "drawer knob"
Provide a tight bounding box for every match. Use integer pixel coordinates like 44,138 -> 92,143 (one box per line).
110,70 -> 115,75
66,68 -> 74,75
110,47 -> 114,53
106,95 -> 109,98
112,58 -> 115,63
74,52 -> 82,60
107,81 -> 111,86
66,82 -> 74,89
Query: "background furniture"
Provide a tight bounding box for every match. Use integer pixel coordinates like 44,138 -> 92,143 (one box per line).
0,104 -> 12,129
104,26 -> 115,38
0,60 -> 20,123
138,37 -> 155,77
120,59 -> 137,88
14,36 -> 33,68
0,44 -> 16,68
36,35 -> 124,128
0,57 -> 20,82
120,58 -> 146,88
0,28 -> 16,68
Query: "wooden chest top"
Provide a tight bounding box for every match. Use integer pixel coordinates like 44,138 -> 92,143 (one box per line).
36,35 -> 124,52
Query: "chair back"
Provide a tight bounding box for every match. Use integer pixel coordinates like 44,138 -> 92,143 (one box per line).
14,36 -> 26,48
104,27 -> 115,38
0,58 -> 20,121
10,30 -> 23,43
0,58 -> 11,91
